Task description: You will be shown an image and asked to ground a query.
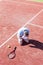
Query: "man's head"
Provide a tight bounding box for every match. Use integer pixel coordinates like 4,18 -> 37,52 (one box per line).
24,30 -> 29,36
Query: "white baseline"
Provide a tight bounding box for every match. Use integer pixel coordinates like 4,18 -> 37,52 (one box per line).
29,23 -> 43,29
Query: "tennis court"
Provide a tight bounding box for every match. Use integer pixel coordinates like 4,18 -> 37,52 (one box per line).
0,0 -> 43,65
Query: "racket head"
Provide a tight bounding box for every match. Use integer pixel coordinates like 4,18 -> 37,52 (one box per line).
8,52 -> 16,59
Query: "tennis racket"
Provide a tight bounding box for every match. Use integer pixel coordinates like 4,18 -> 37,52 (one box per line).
8,47 -> 17,59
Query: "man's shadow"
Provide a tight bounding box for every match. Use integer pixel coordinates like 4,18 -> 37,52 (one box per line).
29,39 -> 43,50
22,39 -> 43,50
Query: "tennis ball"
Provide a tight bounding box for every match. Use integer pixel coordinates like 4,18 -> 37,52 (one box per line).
7,45 -> 11,48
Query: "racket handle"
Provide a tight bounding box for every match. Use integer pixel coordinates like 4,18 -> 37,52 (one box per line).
9,47 -> 17,54
14,47 -> 17,51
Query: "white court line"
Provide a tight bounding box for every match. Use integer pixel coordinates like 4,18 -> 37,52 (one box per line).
29,23 -> 43,29
0,9 -> 43,48
3,0 -> 43,7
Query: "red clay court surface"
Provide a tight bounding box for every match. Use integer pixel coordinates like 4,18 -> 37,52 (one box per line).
0,0 -> 43,65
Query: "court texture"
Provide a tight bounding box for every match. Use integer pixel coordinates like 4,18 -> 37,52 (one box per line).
0,0 -> 43,65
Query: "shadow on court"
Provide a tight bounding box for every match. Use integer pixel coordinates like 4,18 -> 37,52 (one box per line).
29,39 -> 43,50
22,39 -> 43,50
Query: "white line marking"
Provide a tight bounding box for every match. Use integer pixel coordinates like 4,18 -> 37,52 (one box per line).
0,9 -> 43,48
4,1 -> 43,7
29,23 -> 43,29
23,9 -> 43,27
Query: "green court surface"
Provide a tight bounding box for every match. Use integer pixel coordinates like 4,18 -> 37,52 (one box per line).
27,0 -> 43,2
34,0 -> 43,2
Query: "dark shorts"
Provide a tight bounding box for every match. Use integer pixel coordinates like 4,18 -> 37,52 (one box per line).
21,38 -> 29,46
